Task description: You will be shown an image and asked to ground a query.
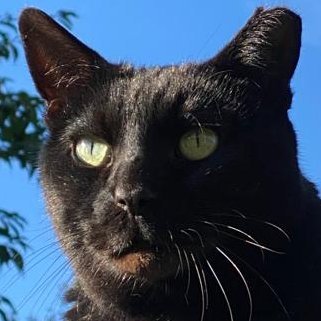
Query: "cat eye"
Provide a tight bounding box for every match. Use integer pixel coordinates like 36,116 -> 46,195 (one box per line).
179,128 -> 218,161
75,137 -> 111,167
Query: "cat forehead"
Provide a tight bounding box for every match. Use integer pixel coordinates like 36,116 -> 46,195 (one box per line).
98,64 -> 195,117
72,63 -> 260,138
101,63 -> 257,117
119,64 -> 193,102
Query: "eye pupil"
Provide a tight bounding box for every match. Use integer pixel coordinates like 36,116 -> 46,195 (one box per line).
195,132 -> 200,147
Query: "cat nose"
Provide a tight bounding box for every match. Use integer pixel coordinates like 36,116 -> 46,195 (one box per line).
114,185 -> 156,216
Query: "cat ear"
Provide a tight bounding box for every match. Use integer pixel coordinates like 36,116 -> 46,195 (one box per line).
19,8 -> 115,117
206,7 -> 301,83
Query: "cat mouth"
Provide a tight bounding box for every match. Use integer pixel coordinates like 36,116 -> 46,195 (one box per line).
111,242 -> 177,279
112,240 -> 157,258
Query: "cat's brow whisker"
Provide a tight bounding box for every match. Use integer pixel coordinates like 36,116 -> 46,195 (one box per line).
185,112 -> 203,133
216,246 -> 253,321
205,257 -> 234,321
190,252 -> 206,321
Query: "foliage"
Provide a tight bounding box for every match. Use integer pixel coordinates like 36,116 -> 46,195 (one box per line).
0,9 -> 77,321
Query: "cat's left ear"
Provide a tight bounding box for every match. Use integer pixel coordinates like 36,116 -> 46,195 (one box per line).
19,8 -> 116,119
205,7 -> 302,84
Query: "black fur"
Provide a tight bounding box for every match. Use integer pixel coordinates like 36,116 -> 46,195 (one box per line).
19,7 -> 321,321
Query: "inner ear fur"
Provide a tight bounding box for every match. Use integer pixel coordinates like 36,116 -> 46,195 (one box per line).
206,7 -> 302,83
19,8 -> 114,110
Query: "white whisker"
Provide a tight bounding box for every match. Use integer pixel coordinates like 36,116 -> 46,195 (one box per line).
191,252 -> 206,321
221,246 -> 290,320
206,258 -> 234,321
212,222 -> 265,261
182,249 -> 191,303
216,246 -> 253,321
187,228 -> 205,248
174,243 -> 184,278
180,229 -> 194,242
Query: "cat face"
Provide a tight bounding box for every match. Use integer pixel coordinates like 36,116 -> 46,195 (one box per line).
20,7 -> 302,320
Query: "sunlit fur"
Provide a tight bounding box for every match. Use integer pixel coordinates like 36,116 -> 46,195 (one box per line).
20,7 -> 321,321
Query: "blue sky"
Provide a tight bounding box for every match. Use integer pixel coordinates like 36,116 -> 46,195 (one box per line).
1,0 -> 320,320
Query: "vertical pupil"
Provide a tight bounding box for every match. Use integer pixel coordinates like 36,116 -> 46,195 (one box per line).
195,132 -> 200,148
90,141 -> 94,155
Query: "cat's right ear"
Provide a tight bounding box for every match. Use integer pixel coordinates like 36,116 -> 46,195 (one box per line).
19,8 -> 116,122
203,8 -> 302,86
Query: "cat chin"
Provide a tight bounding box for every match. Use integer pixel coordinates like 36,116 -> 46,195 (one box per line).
73,252 -> 180,317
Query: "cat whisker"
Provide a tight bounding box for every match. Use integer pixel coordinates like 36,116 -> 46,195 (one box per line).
45,273 -> 74,318
198,254 -> 209,311
230,209 -> 291,242
221,228 -> 285,255
182,249 -> 191,304
32,260 -> 71,315
180,229 -> 194,242
244,240 -> 285,255
167,229 -> 174,243
201,220 -> 286,255
174,243 -> 184,279
215,246 -> 253,321
221,246 -> 291,321
17,254 -> 68,311
186,228 -> 205,248
184,112 -> 203,133
205,257 -> 234,321
1,245 -> 61,293
258,220 -> 291,242
222,225 -> 265,261
201,220 -> 265,261
190,252 -> 206,321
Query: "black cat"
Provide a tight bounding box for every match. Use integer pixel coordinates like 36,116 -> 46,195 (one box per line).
19,7 -> 321,321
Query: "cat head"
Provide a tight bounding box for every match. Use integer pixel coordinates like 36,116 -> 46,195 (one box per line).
20,7 -> 302,318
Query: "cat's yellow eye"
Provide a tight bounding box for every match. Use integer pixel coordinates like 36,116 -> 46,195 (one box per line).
179,128 -> 218,161
75,137 -> 111,167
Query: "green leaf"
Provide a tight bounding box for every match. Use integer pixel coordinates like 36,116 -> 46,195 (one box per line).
0,246 -> 10,264
9,248 -> 24,271
0,227 -> 9,238
0,296 -> 15,312
56,10 -> 78,30
0,309 -> 9,321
